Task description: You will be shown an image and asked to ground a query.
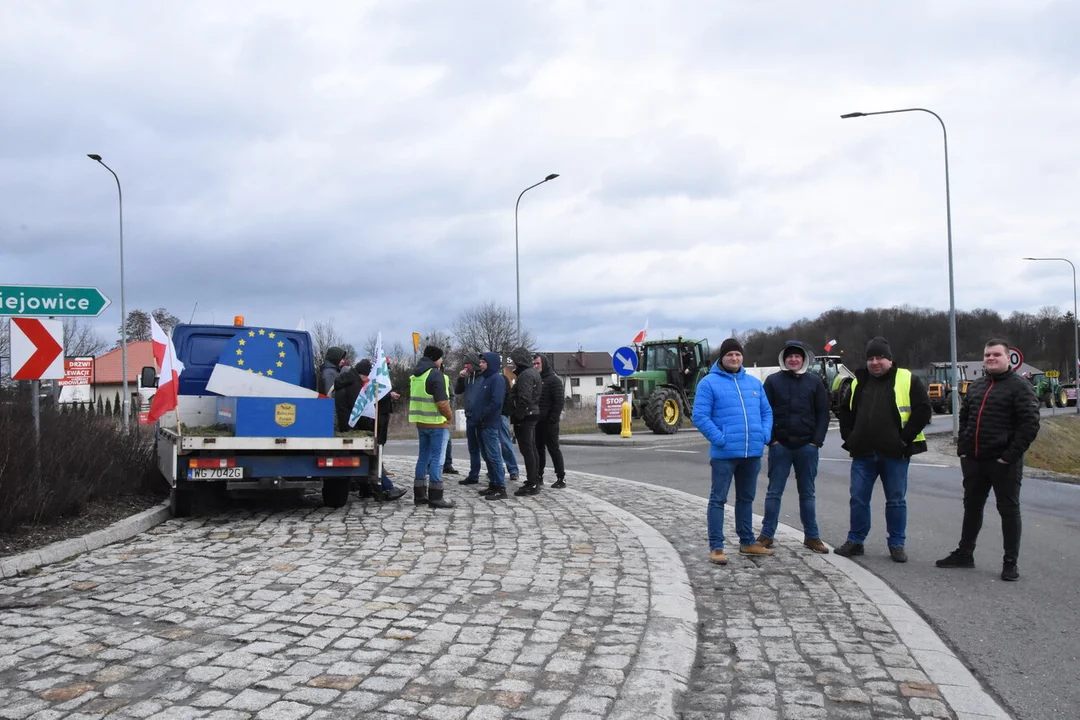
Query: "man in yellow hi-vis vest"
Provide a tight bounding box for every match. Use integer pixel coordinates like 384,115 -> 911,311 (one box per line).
835,336 -> 931,563
409,345 -> 455,508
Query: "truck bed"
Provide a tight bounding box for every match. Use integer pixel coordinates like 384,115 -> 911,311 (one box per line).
158,427 -> 376,452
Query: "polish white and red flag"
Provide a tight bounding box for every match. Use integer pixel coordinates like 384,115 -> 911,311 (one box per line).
824,339 -> 838,352
145,317 -> 186,423
632,319 -> 649,345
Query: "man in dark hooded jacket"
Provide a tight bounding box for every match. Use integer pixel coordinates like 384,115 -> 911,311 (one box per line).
760,341 -> 830,553
508,346 -> 543,495
334,359 -> 406,502
319,346 -> 347,395
532,353 -> 567,488
470,352 -> 509,500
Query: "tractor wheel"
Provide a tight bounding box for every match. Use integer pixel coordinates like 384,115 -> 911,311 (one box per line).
598,423 -> 622,435
1055,389 -> 1068,408
1044,392 -> 1054,409
643,388 -> 682,435
931,403 -> 945,415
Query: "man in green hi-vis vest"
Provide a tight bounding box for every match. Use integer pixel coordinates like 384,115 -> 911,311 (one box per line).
409,345 -> 455,509
835,336 -> 931,564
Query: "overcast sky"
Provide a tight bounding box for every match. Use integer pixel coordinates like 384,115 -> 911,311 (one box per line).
2,0 -> 1078,358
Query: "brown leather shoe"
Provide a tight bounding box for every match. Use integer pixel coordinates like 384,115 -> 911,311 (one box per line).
709,549 -> 729,565
739,543 -> 775,556
756,535 -> 775,549
803,537 -> 830,554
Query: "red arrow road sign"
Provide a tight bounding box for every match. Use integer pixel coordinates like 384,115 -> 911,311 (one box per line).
11,318 -> 64,380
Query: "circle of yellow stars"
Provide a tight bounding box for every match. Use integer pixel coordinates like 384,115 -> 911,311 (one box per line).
233,328 -> 287,377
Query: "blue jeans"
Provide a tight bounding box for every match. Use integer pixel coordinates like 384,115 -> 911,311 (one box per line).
480,425 -> 506,488
465,420 -> 482,479
848,454 -> 910,547
762,443 -> 821,540
708,457 -> 761,550
415,427 -> 450,488
499,417 -> 519,475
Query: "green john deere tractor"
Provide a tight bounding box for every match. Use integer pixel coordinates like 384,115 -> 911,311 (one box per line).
598,337 -> 711,435
1026,370 -> 1069,408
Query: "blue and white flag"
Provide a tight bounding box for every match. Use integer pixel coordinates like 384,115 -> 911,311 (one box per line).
349,332 -> 392,427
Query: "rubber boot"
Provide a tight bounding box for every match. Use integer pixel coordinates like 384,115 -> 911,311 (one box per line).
427,486 -> 456,509
413,485 -> 428,506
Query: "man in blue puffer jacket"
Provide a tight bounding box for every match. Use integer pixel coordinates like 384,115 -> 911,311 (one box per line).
692,337 -> 774,565
470,352 -> 510,501
760,341 -> 831,554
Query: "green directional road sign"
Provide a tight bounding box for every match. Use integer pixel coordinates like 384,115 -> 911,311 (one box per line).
0,284 -> 112,317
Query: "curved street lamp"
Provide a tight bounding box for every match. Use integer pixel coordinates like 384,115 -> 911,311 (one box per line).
515,173 -> 559,344
841,108 -> 960,439
1023,256 -> 1079,414
87,154 -> 130,433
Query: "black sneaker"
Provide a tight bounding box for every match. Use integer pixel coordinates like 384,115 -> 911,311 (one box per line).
443,466 -> 460,475
1001,563 -> 1019,581
484,487 -> 508,501
834,541 -> 864,557
379,486 -> 407,502
936,550 -> 975,569
509,473 -> 519,483
513,484 -> 534,497
478,484 -> 497,496
458,475 -> 480,485
889,546 -> 908,563
551,479 -> 567,489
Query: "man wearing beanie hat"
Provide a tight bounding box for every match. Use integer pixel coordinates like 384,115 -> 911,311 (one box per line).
835,336 -> 931,563
692,337 -> 774,565
409,344 -> 455,508
760,341 -> 831,554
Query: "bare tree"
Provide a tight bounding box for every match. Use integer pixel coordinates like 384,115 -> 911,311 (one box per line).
452,302 -> 536,358
309,321 -> 356,367
63,317 -> 109,357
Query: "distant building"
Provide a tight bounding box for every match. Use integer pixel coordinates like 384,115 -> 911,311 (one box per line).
539,351 -> 614,407
92,341 -> 156,405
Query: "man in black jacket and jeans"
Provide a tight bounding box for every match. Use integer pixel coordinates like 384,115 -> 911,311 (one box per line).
835,337 -> 932,563
533,353 -> 567,488
759,341 -> 830,553
508,347 -> 543,496
937,339 -> 1040,581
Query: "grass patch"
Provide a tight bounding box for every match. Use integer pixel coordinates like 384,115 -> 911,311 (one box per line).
1026,415 -> 1080,477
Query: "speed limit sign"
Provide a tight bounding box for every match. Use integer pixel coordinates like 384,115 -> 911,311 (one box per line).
1008,347 -> 1024,371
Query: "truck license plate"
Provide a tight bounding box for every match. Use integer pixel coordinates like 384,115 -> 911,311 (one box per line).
188,467 -> 244,480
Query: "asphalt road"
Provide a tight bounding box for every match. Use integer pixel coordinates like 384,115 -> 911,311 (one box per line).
387,408 -> 1080,720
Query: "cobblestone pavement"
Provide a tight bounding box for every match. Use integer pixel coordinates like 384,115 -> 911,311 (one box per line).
0,458 -> 996,719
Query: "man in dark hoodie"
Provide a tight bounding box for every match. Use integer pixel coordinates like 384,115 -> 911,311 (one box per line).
836,336 -> 931,563
334,359 -> 406,502
508,346 -> 543,496
472,352 -> 510,500
454,353 -> 485,485
409,345 -> 455,509
319,346 -> 347,396
532,353 -> 567,488
760,341 -> 830,553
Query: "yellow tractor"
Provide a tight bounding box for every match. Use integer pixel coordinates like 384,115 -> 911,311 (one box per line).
926,362 -> 969,414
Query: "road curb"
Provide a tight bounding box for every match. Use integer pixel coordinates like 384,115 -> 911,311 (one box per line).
571,490 -> 698,720
569,470 -> 1011,720
0,502 -> 172,580
561,432 -> 701,448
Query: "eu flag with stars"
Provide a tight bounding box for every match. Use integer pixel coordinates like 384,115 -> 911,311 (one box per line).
215,328 -> 301,386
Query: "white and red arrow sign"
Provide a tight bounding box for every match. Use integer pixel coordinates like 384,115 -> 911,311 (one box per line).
10,318 -> 65,380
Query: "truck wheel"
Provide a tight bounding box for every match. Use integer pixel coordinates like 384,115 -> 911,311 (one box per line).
597,423 -> 622,435
643,388 -> 681,435
170,481 -> 194,518
322,478 -> 351,508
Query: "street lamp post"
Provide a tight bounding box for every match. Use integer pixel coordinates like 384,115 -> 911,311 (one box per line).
1024,257 -> 1080,414
515,173 -> 559,344
87,154 -> 130,433
841,108 -> 960,440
